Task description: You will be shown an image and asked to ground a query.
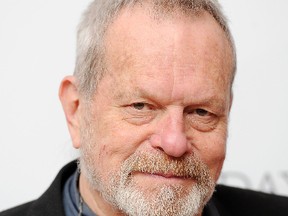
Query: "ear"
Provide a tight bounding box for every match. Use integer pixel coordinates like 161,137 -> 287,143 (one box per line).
59,76 -> 81,149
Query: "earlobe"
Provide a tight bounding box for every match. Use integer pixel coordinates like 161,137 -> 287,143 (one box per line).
59,76 -> 81,149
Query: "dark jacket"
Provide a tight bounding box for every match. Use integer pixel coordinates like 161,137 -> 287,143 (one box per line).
1,161 -> 288,216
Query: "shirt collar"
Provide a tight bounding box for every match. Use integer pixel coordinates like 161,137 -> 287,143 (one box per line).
63,170 -> 220,216
63,171 -> 96,216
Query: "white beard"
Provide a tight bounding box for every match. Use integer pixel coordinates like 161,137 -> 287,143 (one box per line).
113,180 -> 211,216
80,148 -> 215,216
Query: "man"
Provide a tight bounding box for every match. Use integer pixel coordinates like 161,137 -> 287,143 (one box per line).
1,0 -> 288,215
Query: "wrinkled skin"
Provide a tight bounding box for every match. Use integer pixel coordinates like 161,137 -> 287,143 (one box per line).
59,5 -> 233,216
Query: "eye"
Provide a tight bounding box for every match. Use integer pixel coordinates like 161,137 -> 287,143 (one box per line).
184,106 -> 223,132
132,102 -> 146,110
123,102 -> 156,125
195,109 -> 209,116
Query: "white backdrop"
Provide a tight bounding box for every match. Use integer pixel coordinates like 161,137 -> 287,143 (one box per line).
0,0 -> 288,211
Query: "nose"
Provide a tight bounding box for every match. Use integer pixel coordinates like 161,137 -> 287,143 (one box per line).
150,110 -> 190,157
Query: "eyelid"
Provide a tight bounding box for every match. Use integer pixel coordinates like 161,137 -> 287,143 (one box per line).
128,102 -> 155,111
122,102 -> 157,125
132,102 -> 145,110
184,107 -> 210,115
196,108 -> 212,116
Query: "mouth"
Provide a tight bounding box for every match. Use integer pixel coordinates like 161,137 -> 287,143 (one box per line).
131,171 -> 196,185
151,172 -> 188,179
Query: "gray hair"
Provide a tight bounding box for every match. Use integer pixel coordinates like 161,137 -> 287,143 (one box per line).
74,0 -> 236,99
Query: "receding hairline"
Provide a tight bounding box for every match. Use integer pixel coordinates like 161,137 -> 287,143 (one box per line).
103,2 -> 235,81
108,1 -> 232,40
74,0 -> 236,100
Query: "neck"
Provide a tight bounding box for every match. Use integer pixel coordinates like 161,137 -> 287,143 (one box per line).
79,173 -> 124,216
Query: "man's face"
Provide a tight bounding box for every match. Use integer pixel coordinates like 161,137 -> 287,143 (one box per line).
79,6 -> 233,216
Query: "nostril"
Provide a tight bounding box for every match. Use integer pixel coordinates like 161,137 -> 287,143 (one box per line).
149,132 -> 189,158
155,146 -> 165,153
149,110 -> 188,157
150,134 -> 169,153
149,134 -> 162,148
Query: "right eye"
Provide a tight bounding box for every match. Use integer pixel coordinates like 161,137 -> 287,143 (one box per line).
132,102 -> 146,110
122,102 -> 157,125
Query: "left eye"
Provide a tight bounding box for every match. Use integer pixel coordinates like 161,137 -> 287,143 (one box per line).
195,109 -> 209,116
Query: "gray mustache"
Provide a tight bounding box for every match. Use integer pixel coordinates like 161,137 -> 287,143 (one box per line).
120,152 -> 213,186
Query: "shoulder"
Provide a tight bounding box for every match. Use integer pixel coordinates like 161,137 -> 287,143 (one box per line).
213,184 -> 288,216
0,161 -> 78,216
0,202 -> 33,216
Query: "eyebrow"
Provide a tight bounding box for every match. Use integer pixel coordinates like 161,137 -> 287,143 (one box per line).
114,85 -> 229,112
190,97 -> 228,113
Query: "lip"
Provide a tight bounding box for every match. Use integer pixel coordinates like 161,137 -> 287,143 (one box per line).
132,171 -> 192,182
152,172 -> 184,179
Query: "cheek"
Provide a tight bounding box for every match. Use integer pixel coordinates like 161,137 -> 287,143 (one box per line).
205,140 -> 226,181
193,128 -> 227,181
93,115 -> 152,174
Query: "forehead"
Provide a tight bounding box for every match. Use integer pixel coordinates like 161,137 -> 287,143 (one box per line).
101,5 -> 233,103
105,5 -> 232,69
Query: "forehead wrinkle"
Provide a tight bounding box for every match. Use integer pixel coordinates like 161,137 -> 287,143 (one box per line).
104,6 -> 232,106
170,26 -> 178,103
109,48 -> 227,106
153,12 -> 228,103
